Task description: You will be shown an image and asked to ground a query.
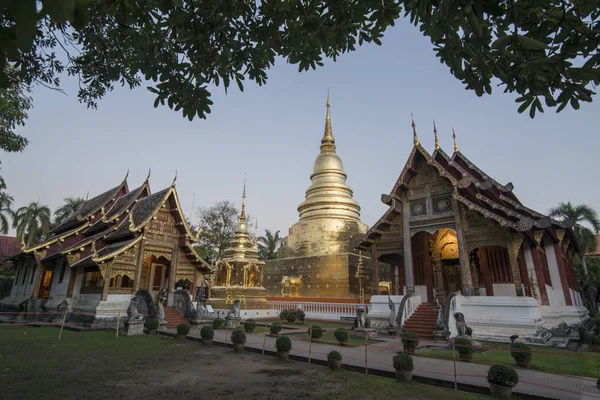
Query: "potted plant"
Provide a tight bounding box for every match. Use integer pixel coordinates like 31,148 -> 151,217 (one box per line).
231,329 -> 246,352
487,365 -> 519,398
334,328 -> 349,346
275,335 -> 292,360
176,323 -> 190,340
144,318 -> 159,335
270,323 -> 282,335
327,350 -> 342,370
511,342 -> 532,368
393,353 -> 414,382
455,337 -> 473,362
295,308 -> 306,323
309,325 -> 323,341
402,332 -> 419,354
244,319 -> 256,333
213,318 -> 224,330
200,325 -> 214,346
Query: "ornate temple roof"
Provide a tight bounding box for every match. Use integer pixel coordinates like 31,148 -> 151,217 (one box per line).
355,120 -> 577,251
296,92 -> 362,222
220,181 -> 263,264
50,172 -> 129,235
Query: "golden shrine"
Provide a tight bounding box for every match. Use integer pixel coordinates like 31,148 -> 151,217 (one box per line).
207,181 -> 270,310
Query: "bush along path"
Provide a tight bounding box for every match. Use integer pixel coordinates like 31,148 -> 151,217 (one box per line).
167,326 -> 600,400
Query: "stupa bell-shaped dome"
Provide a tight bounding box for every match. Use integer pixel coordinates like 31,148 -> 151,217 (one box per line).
297,93 -> 362,222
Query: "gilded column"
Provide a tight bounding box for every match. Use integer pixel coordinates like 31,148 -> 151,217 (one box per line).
101,262 -> 112,301
30,254 -> 45,300
506,233 -> 524,296
371,244 -> 379,295
133,239 -> 145,291
402,201 -> 415,294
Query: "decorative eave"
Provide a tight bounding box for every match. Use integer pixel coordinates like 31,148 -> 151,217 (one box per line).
91,235 -> 143,263
452,151 -> 514,194
184,240 -> 213,270
127,188 -> 173,233
23,222 -> 92,254
62,230 -> 109,255
170,186 -> 199,242
103,180 -> 150,224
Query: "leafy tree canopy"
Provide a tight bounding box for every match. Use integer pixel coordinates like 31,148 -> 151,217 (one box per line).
258,229 -> 282,260
0,0 -> 597,137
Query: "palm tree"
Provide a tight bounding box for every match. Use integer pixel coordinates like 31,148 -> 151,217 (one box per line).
0,193 -> 14,234
548,202 -> 600,275
258,230 -> 283,260
53,196 -> 85,226
12,202 -> 51,247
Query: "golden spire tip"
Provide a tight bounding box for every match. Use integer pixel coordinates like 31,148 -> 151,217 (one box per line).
453,128 -> 459,153
434,120 -> 440,151
411,113 -> 419,147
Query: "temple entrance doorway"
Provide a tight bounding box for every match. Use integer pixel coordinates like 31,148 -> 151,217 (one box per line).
140,255 -> 171,304
38,269 -> 53,299
442,259 -> 462,294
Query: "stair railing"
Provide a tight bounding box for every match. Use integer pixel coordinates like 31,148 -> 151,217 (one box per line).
395,293 -> 422,329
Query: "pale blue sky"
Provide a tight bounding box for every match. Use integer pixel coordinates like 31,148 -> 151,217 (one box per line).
3,21 -> 598,238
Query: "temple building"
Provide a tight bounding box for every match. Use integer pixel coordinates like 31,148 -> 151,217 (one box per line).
0,172 -> 212,325
354,120 -> 588,340
264,94 -> 372,299
207,182 -> 271,316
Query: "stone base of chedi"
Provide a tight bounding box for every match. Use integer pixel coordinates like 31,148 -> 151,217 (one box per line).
207,286 -> 271,310
263,253 -> 374,298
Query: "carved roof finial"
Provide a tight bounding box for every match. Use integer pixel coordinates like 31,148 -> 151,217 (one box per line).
123,169 -> 129,182
85,191 -> 89,201
320,89 -> 336,154
145,168 -> 151,181
453,128 -> 459,153
433,120 -> 440,151
411,113 -> 419,147
171,169 -> 178,187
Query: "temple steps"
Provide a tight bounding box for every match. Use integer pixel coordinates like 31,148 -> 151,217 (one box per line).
164,307 -> 189,330
402,304 -> 438,341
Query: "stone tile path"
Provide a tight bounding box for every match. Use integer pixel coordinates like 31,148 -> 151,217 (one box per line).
175,326 -> 599,400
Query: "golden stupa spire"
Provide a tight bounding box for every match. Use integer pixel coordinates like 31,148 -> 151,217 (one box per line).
254,219 -> 258,244
453,128 -> 459,153
433,120 -> 440,151
320,88 -> 336,154
240,175 -> 247,222
411,113 -> 419,147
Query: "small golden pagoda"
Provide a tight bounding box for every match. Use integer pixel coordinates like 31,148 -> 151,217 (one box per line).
207,181 -> 269,310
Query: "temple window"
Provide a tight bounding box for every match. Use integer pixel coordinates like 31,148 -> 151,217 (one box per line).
538,248 -> 552,286
83,268 -> 102,288
486,246 -> 512,283
122,275 -> 133,288
109,275 -> 122,288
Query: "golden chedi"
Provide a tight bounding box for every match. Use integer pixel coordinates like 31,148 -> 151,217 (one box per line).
207,182 -> 270,310
264,93 -> 371,299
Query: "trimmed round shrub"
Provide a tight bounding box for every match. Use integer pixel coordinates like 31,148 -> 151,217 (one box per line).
328,350 -> 342,361
282,309 -> 297,323
596,378 -> 600,388
176,323 -> 190,336
279,309 -> 290,321
275,335 -> 293,352
295,308 -> 306,322
145,318 -> 159,331
244,319 -> 256,333
402,332 -> 419,353
231,329 -> 246,344
213,318 -> 224,329
511,342 -> 532,365
455,337 -> 473,358
334,328 -> 349,345
393,353 -> 414,371
200,325 -> 214,340
585,334 -> 600,345
309,325 -> 324,339
270,323 -> 282,335
487,365 -> 519,388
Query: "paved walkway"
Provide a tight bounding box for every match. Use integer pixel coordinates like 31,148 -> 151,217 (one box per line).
175,326 -> 599,400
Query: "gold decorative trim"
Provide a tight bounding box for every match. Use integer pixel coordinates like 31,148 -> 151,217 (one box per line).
555,229 -> 565,243
533,230 -> 544,246
24,222 -> 91,253
92,235 -> 143,263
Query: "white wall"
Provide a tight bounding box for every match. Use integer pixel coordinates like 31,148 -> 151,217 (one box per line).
415,285 -> 428,303
544,241 -> 566,307
492,283 -> 516,297
523,244 -> 541,305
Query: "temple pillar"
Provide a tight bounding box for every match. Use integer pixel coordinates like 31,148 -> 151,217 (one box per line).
371,245 -> 379,295
30,254 -> 45,300
469,250 -> 480,296
451,198 -> 473,295
554,229 -> 573,306
523,243 -> 541,303
507,233 -> 524,296
478,247 -> 494,296
431,255 -> 444,302
394,265 -> 401,295
101,263 -> 112,301
133,239 -> 145,291
530,232 -> 550,305
401,202 -> 415,294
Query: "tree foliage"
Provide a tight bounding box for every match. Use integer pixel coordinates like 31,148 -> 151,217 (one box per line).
258,229 -> 282,260
194,200 -> 246,262
0,266 -> 15,299
0,192 -> 13,234
548,202 -> 600,254
11,201 -> 51,247
53,196 -> 85,226
0,0 -> 597,141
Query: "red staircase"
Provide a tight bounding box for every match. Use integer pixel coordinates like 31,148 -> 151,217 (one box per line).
164,307 -> 189,330
402,304 -> 437,341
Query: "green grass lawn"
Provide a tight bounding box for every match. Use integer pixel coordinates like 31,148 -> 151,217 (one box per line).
417,341 -> 600,379
0,325 -> 489,400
